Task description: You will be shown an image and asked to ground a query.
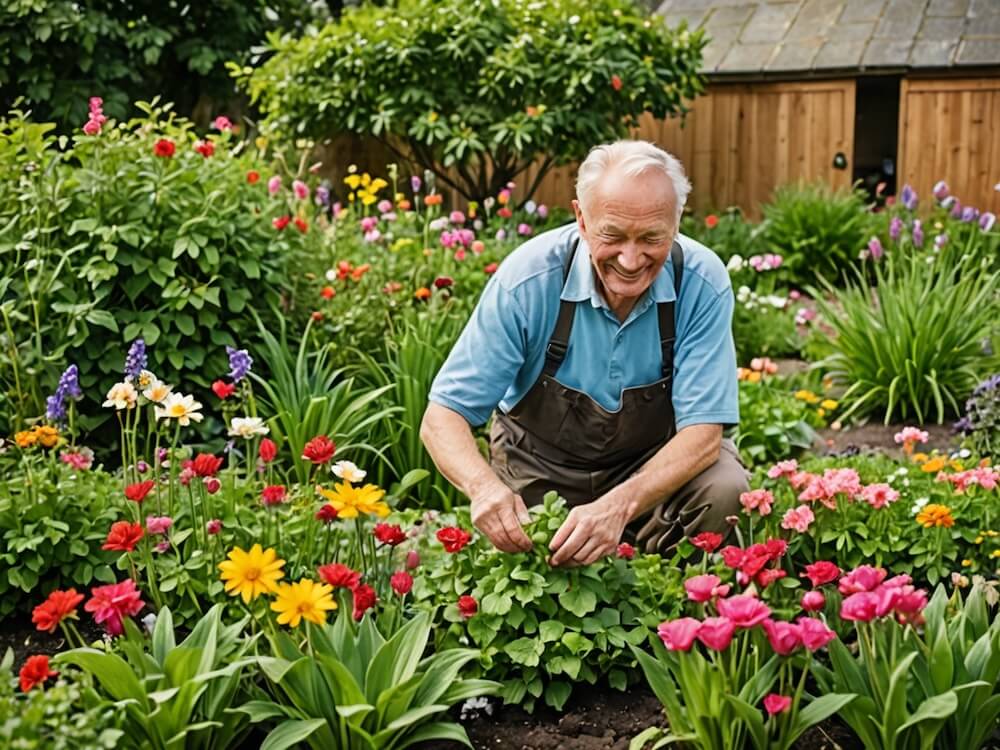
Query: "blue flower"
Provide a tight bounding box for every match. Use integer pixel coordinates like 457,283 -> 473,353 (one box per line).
226,346 -> 253,382
124,339 -> 147,381
45,364 -> 83,424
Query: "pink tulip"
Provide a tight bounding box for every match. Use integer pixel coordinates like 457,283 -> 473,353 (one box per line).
717,594 -> 771,629
797,617 -> 836,651
801,590 -> 826,612
684,574 -> 729,603
763,694 -> 792,716
405,550 -> 421,570
762,619 -> 802,655
658,617 -> 701,651
696,617 -> 735,651
840,591 -> 880,622
839,565 -> 886,595
804,561 -> 840,588
292,180 -> 309,201
449,210 -> 465,224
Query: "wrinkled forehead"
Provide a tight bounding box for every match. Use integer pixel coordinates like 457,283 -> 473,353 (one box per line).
584,168 -> 678,232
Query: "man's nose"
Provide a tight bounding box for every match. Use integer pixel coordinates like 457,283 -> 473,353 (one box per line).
616,245 -> 643,271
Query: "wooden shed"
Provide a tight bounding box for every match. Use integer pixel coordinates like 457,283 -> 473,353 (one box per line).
528,0 -> 1000,217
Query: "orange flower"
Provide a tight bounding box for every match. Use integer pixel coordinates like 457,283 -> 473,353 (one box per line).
397,199 -> 412,211
102,521 -> 144,552
920,457 -> 947,473
32,589 -> 84,633
14,430 -> 37,448
34,425 -> 59,448
425,194 -> 443,206
705,214 -> 719,229
351,263 -> 371,281
916,503 -> 954,528
414,287 -> 431,300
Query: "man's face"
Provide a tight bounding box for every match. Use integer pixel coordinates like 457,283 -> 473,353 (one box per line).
573,169 -> 678,305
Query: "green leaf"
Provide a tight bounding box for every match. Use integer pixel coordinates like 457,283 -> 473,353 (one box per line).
559,587 -> 597,617
504,637 -> 544,667
260,719 -> 328,750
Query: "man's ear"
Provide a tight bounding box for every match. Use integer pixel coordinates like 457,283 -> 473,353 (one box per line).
572,199 -> 586,232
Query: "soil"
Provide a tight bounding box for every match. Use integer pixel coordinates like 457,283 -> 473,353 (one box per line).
0,610 -> 106,668
815,421 -> 958,457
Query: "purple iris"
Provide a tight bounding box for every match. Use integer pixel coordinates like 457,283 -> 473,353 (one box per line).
899,184 -> 918,211
961,206 -> 978,222
868,237 -> 884,260
124,339 -> 147,381
315,185 -> 330,207
226,346 -> 253,382
980,212 -> 996,233
411,175 -> 422,193
45,364 -> 82,424
932,180 -> 949,201
889,216 -> 903,242
911,219 -> 924,248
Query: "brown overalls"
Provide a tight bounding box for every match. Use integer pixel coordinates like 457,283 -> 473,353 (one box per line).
489,239 -> 748,553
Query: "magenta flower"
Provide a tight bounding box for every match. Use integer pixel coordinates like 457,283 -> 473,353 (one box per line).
889,216 -> 903,242
145,516 -> 173,535
840,591 -> 879,622
658,617 -> 700,651
449,210 -> 465,224
84,579 -> 144,636
763,694 -> 792,716
292,180 -> 309,201
801,590 -> 825,612
761,619 -> 802,656
268,176 -> 282,195
797,617 -> 836,651
684,574 -> 729,603
867,236 -> 884,260
716,594 -> 771,629
838,565 -> 886,595
696,617 -> 735,651
932,180 -> 949,201
912,219 -> 924,247
213,115 -> 233,131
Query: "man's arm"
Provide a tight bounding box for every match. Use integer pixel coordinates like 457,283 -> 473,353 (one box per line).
420,402 -> 533,553
548,423 -> 723,566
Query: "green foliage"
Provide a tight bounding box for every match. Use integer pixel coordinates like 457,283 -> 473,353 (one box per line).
56,605 -> 257,749
731,297 -> 802,363
812,248 -> 1000,424
680,208 -> 764,266
957,374 -> 1000,458
0,651 -> 123,749
251,609 -> 497,749
731,379 -> 821,466
0,0 -> 318,130
236,0 -> 706,201
760,182 -> 874,286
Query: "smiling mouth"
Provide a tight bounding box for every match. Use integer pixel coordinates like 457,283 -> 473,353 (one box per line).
606,264 -> 646,281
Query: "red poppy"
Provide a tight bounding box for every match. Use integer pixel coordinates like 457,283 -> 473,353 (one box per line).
294,217 -> 308,233
302,435 -> 335,464
261,485 -> 287,506
352,583 -> 377,620
611,74 -> 623,91
102,521 -> 144,552
272,215 -> 291,231
484,262 -> 498,274
433,276 -> 454,289
704,214 -> 719,229
436,526 -> 472,553
690,532 -> 723,553
497,207 -> 513,219
19,655 -> 57,692
194,140 -> 215,158
247,170 -> 260,184
320,286 -> 335,299
259,438 -> 277,463
124,480 -> 155,503
317,563 -> 360,589
32,589 -> 84,633
186,453 -> 223,477
212,380 -> 236,399
315,503 -> 338,524
457,595 -> 478,619
374,523 -> 407,546
153,139 -> 175,158
391,571 -> 413,596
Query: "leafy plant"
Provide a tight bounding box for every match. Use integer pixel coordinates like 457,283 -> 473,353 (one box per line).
235,0 -> 706,202
956,373 -> 1000,458
731,379 -> 819,466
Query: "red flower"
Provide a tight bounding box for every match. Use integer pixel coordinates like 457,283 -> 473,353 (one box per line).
390,571 -> 413,596
311,311 -> 324,322
124,480 -> 156,503
315,503 -> 338,524
261,485 -> 287,506
84,579 -> 144,636
294,217 -> 308,233
352,583 -> 377,621
690,532 -> 723,553
259,438 -> 277,463
153,139 -> 175,158
433,276 -> 454,289
755,568 -> 787,588
704,214 -> 719,229
302,435 -> 335,464
616,543 -> 635,559
764,539 -> 788,560
484,262 -> 498,274
19,655 -> 57,692
102,521 -> 144,552
497,207 -> 513,219
194,140 -> 215,158
317,563 -> 360,590
212,380 -> 236,399
183,453 -> 223,477
272,215 -> 291,231
32,589 -> 84,633
320,286 -> 335,299
763,694 -> 792,716
437,526 -> 472,553
457,594 -> 478,619
374,523 -> 407,546
611,74 -> 623,91
804,561 -> 841,588
247,170 -> 260,184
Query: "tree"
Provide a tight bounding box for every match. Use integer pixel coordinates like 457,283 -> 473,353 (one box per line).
235,0 -> 706,202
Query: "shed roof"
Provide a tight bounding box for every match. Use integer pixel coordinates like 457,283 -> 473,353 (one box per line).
655,0 -> 1000,76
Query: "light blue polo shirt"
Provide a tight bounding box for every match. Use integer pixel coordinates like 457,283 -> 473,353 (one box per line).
429,223 -> 738,429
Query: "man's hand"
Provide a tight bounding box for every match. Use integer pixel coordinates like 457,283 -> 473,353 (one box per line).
471,483 -> 533,553
549,493 -> 632,567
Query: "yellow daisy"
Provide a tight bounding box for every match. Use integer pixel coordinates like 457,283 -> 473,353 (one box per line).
270,579 -> 336,628
317,482 -> 390,519
218,544 -> 285,604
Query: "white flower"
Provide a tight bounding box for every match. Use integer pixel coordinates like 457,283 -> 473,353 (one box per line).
911,496 -> 930,515
142,380 -> 172,404
331,460 -> 366,482
136,370 -> 158,388
228,416 -> 270,439
726,254 -> 744,272
103,381 -> 138,410
154,392 -> 204,426
959,448 -> 971,459
325,269 -> 338,282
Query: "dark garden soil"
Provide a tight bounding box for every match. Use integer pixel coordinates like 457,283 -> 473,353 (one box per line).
815,421 -> 958,457
0,610 -> 105,667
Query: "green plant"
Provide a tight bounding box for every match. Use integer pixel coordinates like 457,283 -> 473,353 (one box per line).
250,608 -> 498,749
812,248 -> 1000,424
680,208 -> 764,265
732,379 -> 819,466
956,374 -> 1000,458
760,182 -> 873,286
235,0 -> 706,202
56,605 -> 258,750
731,297 -> 802,363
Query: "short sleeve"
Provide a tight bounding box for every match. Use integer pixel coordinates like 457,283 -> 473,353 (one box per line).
428,277 -> 529,426
671,286 -> 739,430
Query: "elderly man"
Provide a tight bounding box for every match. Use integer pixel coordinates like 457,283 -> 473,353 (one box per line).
420,140 -> 747,566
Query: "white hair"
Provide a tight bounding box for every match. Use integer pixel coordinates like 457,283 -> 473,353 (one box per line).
575,140 -> 691,224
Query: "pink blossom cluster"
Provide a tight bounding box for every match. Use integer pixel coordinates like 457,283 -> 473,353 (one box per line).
748,253 -> 783,272
82,97 -> 107,135
893,427 -> 929,447
768,462 -> 899,511
749,357 -> 778,374
937,467 -> 998,492
838,567 -> 928,625
440,228 -> 476,249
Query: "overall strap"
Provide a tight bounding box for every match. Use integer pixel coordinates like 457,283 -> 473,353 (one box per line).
542,238 -> 580,378
656,241 -> 685,378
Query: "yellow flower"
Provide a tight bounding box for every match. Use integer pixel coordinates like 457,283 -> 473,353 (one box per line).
794,389 -> 820,404
817,408 -> 826,418
317,482 -> 389,518
34,425 -> 59,448
992,550 -> 1000,559
370,178 -> 388,192
142,380 -> 172,404
962,559 -> 973,567
916,503 -> 954,528
219,544 -> 285,604
344,174 -> 362,190
912,452 -> 929,463
154,392 -> 204,426
920,457 -> 946,473
976,536 -> 984,544
270,579 -> 336,628
14,430 -> 37,449
136,370 -> 157,389
949,460 -> 964,471
820,399 -> 838,410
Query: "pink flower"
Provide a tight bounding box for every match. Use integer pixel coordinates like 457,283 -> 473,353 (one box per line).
145,516 -> 173,535
213,115 -> 233,131
616,543 -> 636,560
739,489 -> 773,516
293,179 -> 309,200
84,579 -> 144,636
798,476 -> 837,508
840,591 -> 880,622
804,561 -> 841,587
894,427 -> 929,446
838,565 -> 886,595
268,176 -> 282,195
893,587 -> 928,617
761,619 -> 801,656
717,594 -> 771,629
861,483 -> 899,509
767,459 -> 799,479
449,210 -> 465,224
763,694 -> 792,716
781,505 -> 815,533
206,519 -> 222,535
884,574 -> 912,588
690,532 -> 723,553
204,477 -> 221,494
797,617 -> 836,651
658,618 -> 701,651
454,248 -> 467,262
405,550 -> 421,570
823,468 -> 863,499
517,223 -> 533,236
788,470 -> 816,490
684,574 -> 730,603
801,590 -> 826,612
696,617 -> 735,651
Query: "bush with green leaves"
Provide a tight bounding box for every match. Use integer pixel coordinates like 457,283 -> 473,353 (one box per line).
680,208 -> 764,266
731,379 -> 822,467
731,293 -> 803,363
760,182 -> 874,286
812,247 -> 1000,424
235,0 -> 706,201
957,374 -> 1000,458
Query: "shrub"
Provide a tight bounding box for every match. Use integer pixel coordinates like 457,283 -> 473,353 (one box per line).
732,378 -> 823,466
957,374 -> 1000,458
235,0 -> 706,201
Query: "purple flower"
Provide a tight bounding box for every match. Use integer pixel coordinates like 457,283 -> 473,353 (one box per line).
411,175 -> 422,193
911,219 -> 924,248
495,228 -> 506,241
934,233 -> 948,250
868,237 -> 884,260
932,180 -> 949,201
980,212 -> 996,233
226,346 -> 253,383
315,185 -> 330,207
45,365 -> 81,424
537,204 -> 549,219
900,184 -> 918,211
124,339 -> 147,381
889,216 -> 903,242
953,415 -> 973,433
961,206 -> 979,223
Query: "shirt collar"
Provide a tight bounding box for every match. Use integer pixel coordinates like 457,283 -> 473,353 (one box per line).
560,235 -> 678,309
